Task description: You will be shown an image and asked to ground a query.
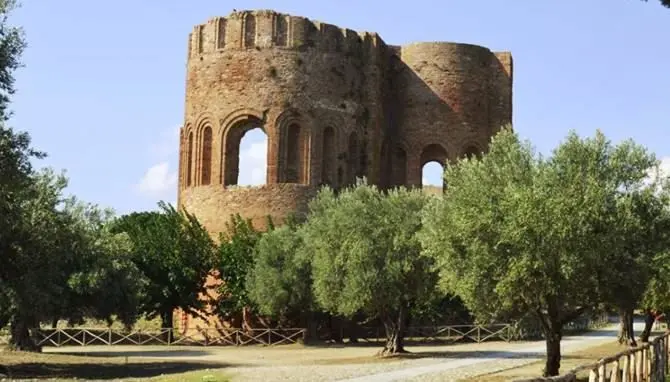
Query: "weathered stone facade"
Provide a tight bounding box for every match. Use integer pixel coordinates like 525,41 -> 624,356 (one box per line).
177,9 -> 513,237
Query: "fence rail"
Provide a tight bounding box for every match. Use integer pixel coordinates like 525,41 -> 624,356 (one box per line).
351,324 -> 518,344
29,327 -> 307,347
0,324 -> 519,347
0,314 -> 608,348
515,331 -> 670,382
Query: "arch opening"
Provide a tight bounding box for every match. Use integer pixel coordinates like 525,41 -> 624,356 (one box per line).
186,131 -> 194,187
200,125 -> 213,185
223,118 -> 267,186
321,126 -> 336,187
244,13 -> 256,48
463,145 -> 482,160
422,161 -> 445,194
420,143 -> 448,191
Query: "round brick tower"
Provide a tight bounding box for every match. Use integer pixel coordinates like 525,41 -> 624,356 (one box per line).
177,10 -> 513,237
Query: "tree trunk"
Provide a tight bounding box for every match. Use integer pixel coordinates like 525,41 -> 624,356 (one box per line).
349,314 -> 362,344
617,307 -> 637,346
639,309 -> 655,343
50,317 -> 58,329
9,316 -> 40,352
300,311 -> 319,345
381,305 -> 408,356
328,314 -> 343,343
160,310 -> 174,343
242,306 -> 254,331
542,327 -> 562,377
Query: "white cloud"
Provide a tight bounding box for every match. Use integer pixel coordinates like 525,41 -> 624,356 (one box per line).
136,125 -> 180,201
148,125 -> 180,159
137,161 -> 177,196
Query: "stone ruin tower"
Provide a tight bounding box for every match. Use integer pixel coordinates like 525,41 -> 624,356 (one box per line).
177,9 -> 513,237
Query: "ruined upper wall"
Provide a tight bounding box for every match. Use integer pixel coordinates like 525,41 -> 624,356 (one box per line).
179,9 -> 513,232
383,42 -> 513,186
188,9 -> 388,57
182,9 -> 398,195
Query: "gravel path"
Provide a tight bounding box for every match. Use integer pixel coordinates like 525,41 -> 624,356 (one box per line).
220,324 -> 626,381
46,323 -> 632,381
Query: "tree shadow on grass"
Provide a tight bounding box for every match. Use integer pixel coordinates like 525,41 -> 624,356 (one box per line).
0,360 -> 234,380
382,349 -> 548,361
54,349 -> 215,358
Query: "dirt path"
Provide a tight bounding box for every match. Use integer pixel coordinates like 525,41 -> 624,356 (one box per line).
44,323 -> 633,381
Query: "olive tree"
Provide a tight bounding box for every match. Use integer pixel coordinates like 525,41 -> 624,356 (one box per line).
420,128 -> 660,376
302,183 -> 437,354
601,172 -> 670,346
246,224 -> 318,339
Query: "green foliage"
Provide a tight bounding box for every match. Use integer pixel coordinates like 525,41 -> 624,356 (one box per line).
8,169 -> 70,315
409,294 -> 473,326
1,169 -> 79,349
642,252 -> 670,311
59,200 -> 147,329
112,202 -> 217,327
302,182 -> 436,350
246,225 -> 313,322
420,128 -> 667,375
215,214 -> 262,319
600,160 -> 670,310
0,0 -> 25,121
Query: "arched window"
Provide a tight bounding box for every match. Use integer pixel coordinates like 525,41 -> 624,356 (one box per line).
420,144 -> 448,192
200,126 -> 213,185
280,121 -> 310,184
244,13 -> 256,47
321,127 -> 336,186
223,117 -> 267,186
186,131 -> 194,187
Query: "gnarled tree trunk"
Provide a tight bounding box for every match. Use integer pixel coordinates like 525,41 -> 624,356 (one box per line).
639,309 -> 655,343
300,310 -> 319,345
381,305 -> 408,356
542,325 -> 562,377
9,316 -> 40,352
617,307 -> 637,346
328,314 -> 343,343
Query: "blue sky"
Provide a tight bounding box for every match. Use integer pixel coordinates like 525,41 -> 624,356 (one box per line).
9,0 -> 670,214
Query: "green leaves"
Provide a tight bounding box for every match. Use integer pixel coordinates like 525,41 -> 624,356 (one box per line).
421,128 -> 665,325
215,214 -> 262,319
419,127 -> 670,375
302,182 -> 436,319
112,202 -> 217,326
246,225 -> 312,321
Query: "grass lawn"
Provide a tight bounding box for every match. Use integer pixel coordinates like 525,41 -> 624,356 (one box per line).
0,350 -> 231,381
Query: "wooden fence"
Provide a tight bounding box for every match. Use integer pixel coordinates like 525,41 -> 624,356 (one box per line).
0,323 -> 522,347
353,324 -> 518,344
515,331 -> 670,382
31,327 -> 307,347
0,314 -> 608,348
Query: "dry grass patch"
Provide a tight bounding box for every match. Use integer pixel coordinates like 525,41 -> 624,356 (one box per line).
0,349 -> 231,381
462,341 -> 629,382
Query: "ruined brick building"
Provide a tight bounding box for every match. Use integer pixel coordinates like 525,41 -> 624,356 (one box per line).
177,9 -> 513,237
